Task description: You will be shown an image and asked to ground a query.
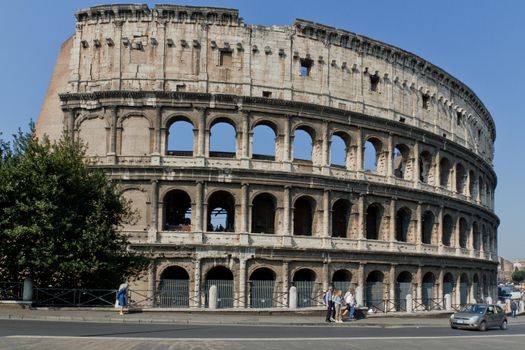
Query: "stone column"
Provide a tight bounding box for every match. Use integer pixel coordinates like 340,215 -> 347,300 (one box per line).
437,205 -> 444,249
413,141 -> 420,187
356,128 -> 363,171
389,265 -> 396,311
194,181 -> 204,243
416,202 -> 422,249
358,194 -> 365,240
321,121 -> 330,167
389,198 -> 396,244
415,266 -> 422,310
322,190 -> 330,238
283,186 -> 291,237
197,108 -> 207,158
148,180 -> 159,242
240,112 -> 250,161
238,258 -> 247,308
147,263 -> 157,307
322,261 -> 330,292
152,107 -> 162,165
283,117 -> 291,162
66,109 -> 75,139
108,107 -> 118,164
282,261 -> 289,307
356,263 -> 365,307
240,183 -> 249,245
437,268 -> 444,302
435,150 -> 441,187
454,213 -> 460,252
193,258 -> 201,308
387,133 -> 394,178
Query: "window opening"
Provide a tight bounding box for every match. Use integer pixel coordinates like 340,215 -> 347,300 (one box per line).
370,74 -> 380,91
220,50 -> 233,66
299,58 -> 312,76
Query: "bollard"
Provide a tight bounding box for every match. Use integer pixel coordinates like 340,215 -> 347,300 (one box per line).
406,294 -> 413,313
356,286 -> 364,307
209,285 -> 217,309
289,286 -> 297,309
444,293 -> 452,311
22,278 -> 33,302
519,300 -> 524,313
486,296 -> 492,305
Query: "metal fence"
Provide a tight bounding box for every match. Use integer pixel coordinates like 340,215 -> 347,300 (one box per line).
205,279 -> 234,308
0,282 -> 23,301
158,279 -> 189,308
294,281 -> 323,308
249,280 -> 277,308
33,288 -> 116,307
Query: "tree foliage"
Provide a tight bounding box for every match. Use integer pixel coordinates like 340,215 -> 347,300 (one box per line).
512,269 -> 525,283
0,127 -> 149,288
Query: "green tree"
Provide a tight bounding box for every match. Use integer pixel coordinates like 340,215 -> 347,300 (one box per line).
0,127 -> 149,288
512,269 -> 525,284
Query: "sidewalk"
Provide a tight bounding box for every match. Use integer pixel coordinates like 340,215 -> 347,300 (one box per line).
1,304 -> 524,327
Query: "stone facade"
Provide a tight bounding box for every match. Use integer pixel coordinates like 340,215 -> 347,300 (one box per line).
37,4 -> 499,309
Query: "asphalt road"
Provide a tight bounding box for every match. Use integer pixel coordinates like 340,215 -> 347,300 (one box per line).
1,320 -> 524,350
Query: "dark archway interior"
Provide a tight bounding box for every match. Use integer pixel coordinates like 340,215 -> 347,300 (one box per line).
422,211 -> 434,244
332,199 -> 350,238
160,266 -> 190,280
207,191 -> 235,232
251,193 -> 276,234
422,272 -> 435,284
366,271 -> 384,283
332,269 -> 352,282
293,197 -> 313,236
397,271 -> 412,283
442,215 -> 453,246
206,266 -> 234,280
293,268 -> 316,281
366,204 -> 382,240
164,190 -> 192,230
395,208 -> 411,242
249,268 -> 276,280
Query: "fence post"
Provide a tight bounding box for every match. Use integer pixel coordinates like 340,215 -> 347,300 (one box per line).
22,278 -> 33,302
356,286 -> 364,307
444,293 -> 451,311
209,285 -> 217,309
289,286 -> 297,309
406,294 -> 413,313
519,300 -> 524,313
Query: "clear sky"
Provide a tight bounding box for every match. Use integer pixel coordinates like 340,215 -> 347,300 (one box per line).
0,0 -> 523,260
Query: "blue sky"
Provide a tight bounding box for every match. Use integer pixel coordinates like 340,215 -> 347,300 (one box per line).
0,1 -> 523,260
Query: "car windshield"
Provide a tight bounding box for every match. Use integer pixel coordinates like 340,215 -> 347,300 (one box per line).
460,304 -> 486,314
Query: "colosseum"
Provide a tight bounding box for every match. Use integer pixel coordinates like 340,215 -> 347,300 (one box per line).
36,4 -> 499,311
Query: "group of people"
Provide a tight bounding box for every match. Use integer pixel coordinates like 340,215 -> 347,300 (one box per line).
324,286 -> 356,323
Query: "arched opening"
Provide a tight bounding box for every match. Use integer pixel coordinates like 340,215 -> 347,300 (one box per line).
393,144 -> 410,179
293,196 -> 315,236
210,120 -> 236,158
252,123 -> 276,160
164,190 -> 192,231
443,273 -> 454,301
293,269 -> 318,308
364,138 -> 382,173
473,274 -> 481,303
421,211 -> 434,245
332,269 -> 352,292
330,133 -> 347,167
440,157 -> 452,189
459,217 -> 469,249
442,214 -> 453,246
331,199 -> 351,238
251,193 -> 276,234
396,271 -> 412,311
249,268 -> 276,308
293,127 -> 314,162
366,203 -> 383,240
419,151 -> 433,183
158,266 -> 190,307
395,207 -> 411,242
167,119 -> 193,156
469,170 -> 477,200
205,266 -> 234,308
456,163 -> 467,195
459,274 -> 469,305
366,271 -> 384,311
472,222 -> 480,251
482,226 -> 489,252
422,272 -> 436,310
207,191 -> 235,232
478,177 -> 485,204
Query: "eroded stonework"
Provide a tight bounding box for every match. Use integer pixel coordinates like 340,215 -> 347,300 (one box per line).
37,4 -> 499,309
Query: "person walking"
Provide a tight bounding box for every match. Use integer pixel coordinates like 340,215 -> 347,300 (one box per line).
344,288 -> 356,321
510,300 -> 518,318
116,283 -> 128,315
324,285 -> 335,322
333,289 -> 344,323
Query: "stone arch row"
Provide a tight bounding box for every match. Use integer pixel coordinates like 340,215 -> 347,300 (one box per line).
75,109 -> 495,208
123,185 -> 497,253
157,263 -> 495,309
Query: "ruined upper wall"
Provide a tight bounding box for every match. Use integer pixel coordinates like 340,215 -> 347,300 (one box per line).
51,4 -> 495,163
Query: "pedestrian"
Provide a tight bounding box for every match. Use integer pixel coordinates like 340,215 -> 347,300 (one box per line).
116,283 -> 128,315
333,289 -> 343,323
510,300 -> 518,318
344,288 -> 356,321
324,285 -> 335,322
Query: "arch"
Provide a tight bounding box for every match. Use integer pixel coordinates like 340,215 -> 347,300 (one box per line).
393,144 -> 411,179
332,269 -> 352,292
249,267 -> 277,308
419,151 -> 433,184
293,196 -> 315,236
364,137 -> 383,172
455,163 -> 467,195
78,116 -> 107,156
158,265 -> 190,308
421,210 -> 435,244
207,190 -> 235,232
205,266 -> 234,308
331,198 -> 351,238
459,273 -> 469,305
330,132 -> 347,166
478,176 -> 485,204
121,188 -> 148,231
167,119 -> 194,156
251,193 -> 276,234
120,115 -> 151,156
366,203 -> 384,240
443,272 -> 454,298
395,207 -> 411,242
252,123 -> 276,160
293,268 -> 317,308
365,271 -> 384,311
440,157 -> 452,189
210,119 -> 236,157
396,271 -> 413,311
472,222 -> 481,251
164,189 -> 192,231
458,217 -> 469,249
293,126 -> 315,161
482,225 -> 489,252
422,272 -> 436,310
442,214 -> 453,246
469,170 -> 477,199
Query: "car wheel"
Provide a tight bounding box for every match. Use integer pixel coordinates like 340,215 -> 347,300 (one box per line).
500,320 -> 508,330
450,325 -> 457,329
478,321 -> 487,332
